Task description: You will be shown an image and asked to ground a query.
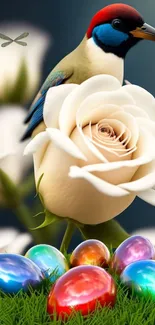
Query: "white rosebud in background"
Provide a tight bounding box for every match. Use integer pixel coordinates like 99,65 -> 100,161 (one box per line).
131,228 -> 155,246
0,227 -> 33,254
0,106 -> 32,189
0,23 -> 51,103
25,75 -> 155,225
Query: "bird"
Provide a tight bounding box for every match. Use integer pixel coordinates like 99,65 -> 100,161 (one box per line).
22,3 -> 155,141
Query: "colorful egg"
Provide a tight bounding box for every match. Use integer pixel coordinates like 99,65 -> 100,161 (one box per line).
70,239 -> 110,268
25,244 -> 69,282
120,260 -> 155,299
111,236 -> 155,274
0,253 -> 44,294
47,265 -> 116,320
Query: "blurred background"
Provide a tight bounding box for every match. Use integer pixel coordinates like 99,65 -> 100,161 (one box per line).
0,0 -> 155,252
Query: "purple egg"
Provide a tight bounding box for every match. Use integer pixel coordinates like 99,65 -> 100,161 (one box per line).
111,235 -> 155,274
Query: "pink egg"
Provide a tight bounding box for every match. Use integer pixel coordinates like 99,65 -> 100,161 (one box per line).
111,235 -> 155,274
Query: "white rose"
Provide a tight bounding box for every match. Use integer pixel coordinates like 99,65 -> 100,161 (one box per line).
0,228 -> 33,254
24,75 -> 155,225
0,106 -> 32,186
131,229 -> 155,246
0,23 -> 51,102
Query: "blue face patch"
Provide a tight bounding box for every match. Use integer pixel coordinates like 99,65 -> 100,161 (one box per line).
92,24 -> 129,47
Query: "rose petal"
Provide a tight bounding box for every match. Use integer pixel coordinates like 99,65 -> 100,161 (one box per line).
119,167 -> 155,192
6,233 -> 33,254
76,90 -> 135,130
122,105 -> 150,119
92,119 -> 126,147
44,84 -> 78,128
69,166 -> 129,196
46,128 -> 87,161
133,128 -> 155,160
90,136 -> 134,160
76,124 -> 109,163
138,189 -> 155,206
59,75 -> 121,135
78,104 -> 123,128
108,111 -> 139,148
82,155 -> 152,173
81,156 -> 152,185
124,80 -> 132,85
0,228 -> 19,249
90,119 -> 132,155
24,132 -> 49,155
122,85 -> 155,121
34,143 -> 135,224
136,118 -> 155,137
119,131 -> 155,192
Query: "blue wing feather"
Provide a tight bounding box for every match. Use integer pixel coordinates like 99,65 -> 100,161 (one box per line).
24,90 -> 46,124
22,71 -> 67,141
23,106 -> 44,140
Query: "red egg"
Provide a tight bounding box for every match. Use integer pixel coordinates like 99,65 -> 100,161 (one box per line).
47,265 -> 116,320
70,239 -> 110,268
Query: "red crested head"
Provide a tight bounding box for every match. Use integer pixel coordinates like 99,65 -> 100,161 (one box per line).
87,4 -> 144,38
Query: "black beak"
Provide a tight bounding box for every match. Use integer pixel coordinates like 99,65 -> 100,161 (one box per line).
130,23 -> 155,41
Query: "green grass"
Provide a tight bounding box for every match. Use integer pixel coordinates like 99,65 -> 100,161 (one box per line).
0,261 -> 155,325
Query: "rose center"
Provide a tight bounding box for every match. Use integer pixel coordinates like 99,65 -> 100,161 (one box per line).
98,122 -> 117,139
70,117 -> 134,165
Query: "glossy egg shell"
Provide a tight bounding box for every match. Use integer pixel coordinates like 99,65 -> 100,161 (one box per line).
25,244 -> 69,282
0,253 -> 44,294
120,260 -> 155,299
111,235 -> 155,274
70,239 -> 110,268
47,265 -> 116,319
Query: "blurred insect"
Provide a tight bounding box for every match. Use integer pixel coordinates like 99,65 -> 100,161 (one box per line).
0,32 -> 29,47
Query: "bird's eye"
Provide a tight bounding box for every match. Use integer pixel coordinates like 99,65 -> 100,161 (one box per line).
112,19 -> 123,30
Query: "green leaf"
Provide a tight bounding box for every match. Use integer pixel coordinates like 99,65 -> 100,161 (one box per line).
30,174 -> 62,230
77,219 -> 130,249
35,173 -> 45,207
32,211 -> 44,218
36,173 -> 44,194
29,210 -> 60,230
19,173 -> 35,198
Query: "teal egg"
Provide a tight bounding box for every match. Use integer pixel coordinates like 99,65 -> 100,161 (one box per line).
120,260 -> 155,299
25,244 -> 69,282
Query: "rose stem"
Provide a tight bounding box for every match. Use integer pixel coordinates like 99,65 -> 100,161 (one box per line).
60,221 -> 76,254
19,173 -> 35,198
0,169 -> 54,245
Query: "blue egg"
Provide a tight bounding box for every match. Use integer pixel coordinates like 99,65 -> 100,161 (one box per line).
25,244 -> 69,282
0,253 -> 44,294
120,260 -> 155,299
